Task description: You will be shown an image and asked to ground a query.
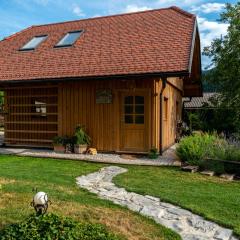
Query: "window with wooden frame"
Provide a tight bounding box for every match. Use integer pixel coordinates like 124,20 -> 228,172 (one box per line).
176,101 -> 180,121
124,96 -> 144,124
33,100 -> 47,117
163,97 -> 168,121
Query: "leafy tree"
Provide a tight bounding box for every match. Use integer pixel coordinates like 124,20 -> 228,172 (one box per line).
203,2 -> 240,133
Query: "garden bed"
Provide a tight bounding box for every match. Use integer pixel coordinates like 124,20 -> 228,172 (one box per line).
203,158 -> 240,177
176,133 -> 240,177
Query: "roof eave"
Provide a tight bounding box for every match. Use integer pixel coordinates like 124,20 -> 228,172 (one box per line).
0,70 -> 189,86
188,18 -> 197,75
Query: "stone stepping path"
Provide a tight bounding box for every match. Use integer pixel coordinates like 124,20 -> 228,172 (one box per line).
76,166 -> 238,240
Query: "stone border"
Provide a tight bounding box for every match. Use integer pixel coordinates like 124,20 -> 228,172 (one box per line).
76,166 -> 238,240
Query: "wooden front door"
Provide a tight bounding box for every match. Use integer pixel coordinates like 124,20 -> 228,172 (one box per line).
120,91 -> 149,152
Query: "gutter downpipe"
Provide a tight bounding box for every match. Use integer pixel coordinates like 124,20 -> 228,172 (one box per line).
159,77 -> 167,155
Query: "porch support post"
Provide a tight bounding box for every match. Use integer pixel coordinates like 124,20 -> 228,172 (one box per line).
159,77 -> 167,155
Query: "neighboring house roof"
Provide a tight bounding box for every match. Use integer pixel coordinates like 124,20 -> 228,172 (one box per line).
0,6 -> 196,82
183,92 -> 218,109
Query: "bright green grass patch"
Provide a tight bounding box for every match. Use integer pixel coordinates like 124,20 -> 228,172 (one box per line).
114,166 -> 240,236
0,155 -> 180,240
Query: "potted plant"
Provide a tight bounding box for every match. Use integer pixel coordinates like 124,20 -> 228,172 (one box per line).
73,125 -> 91,154
52,136 -> 65,153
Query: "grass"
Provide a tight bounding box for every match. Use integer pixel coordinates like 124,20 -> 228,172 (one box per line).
1,154 -> 239,238
114,166 -> 240,236
0,155 -> 180,240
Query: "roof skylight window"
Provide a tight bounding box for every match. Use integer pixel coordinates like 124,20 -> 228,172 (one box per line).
20,35 -> 47,51
55,30 -> 83,48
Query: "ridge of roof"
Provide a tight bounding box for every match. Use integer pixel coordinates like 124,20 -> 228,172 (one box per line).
170,6 -> 195,18
0,6 -> 195,43
33,6 -> 195,29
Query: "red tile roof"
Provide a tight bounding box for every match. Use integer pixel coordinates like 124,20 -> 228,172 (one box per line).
0,6 -> 196,82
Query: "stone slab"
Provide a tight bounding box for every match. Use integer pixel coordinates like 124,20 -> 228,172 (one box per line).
200,171 -> 215,177
181,165 -> 199,173
220,174 -> 235,181
76,166 -> 237,240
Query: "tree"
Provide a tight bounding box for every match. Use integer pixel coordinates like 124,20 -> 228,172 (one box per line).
203,2 -> 240,133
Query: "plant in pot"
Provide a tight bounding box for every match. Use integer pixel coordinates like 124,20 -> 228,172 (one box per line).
52,136 -> 66,153
73,125 -> 91,154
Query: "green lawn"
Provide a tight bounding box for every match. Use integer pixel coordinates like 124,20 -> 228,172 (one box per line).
0,155 -> 179,240
1,155 -> 239,239
114,166 -> 240,236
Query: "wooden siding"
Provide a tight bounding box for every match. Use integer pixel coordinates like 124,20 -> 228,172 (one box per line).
162,78 -> 183,150
3,76 -> 183,153
4,84 -> 58,147
152,77 -> 183,151
58,78 -> 153,152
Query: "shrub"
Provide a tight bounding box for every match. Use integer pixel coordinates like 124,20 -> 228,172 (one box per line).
0,213 -> 121,240
207,140 -> 240,163
227,132 -> 240,148
176,133 -> 218,166
204,139 -> 240,175
187,112 -> 204,132
148,148 -> 159,159
177,133 -> 240,175
224,146 -> 240,162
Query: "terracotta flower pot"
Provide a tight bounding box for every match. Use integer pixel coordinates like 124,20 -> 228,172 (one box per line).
53,144 -> 65,153
74,144 -> 88,154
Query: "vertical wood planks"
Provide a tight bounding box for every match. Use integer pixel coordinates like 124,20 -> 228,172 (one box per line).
58,78 -> 153,152
3,76 -> 183,152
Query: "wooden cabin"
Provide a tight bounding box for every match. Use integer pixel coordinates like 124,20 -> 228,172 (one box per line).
0,6 -> 202,153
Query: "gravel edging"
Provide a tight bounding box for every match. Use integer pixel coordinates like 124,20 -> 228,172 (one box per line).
0,148 -> 180,166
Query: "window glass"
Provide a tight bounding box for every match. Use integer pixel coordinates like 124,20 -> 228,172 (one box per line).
135,96 -> 144,104
124,95 -> 145,124
124,96 -> 133,104
20,35 -> 47,50
164,97 -> 168,120
135,115 -> 144,124
125,105 -> 133,114
125,115 -> 133,124
55,31 -> 82,47
135,105 -> 144,114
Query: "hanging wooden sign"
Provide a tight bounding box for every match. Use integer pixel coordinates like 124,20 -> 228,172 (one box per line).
96,89 -> 112,104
